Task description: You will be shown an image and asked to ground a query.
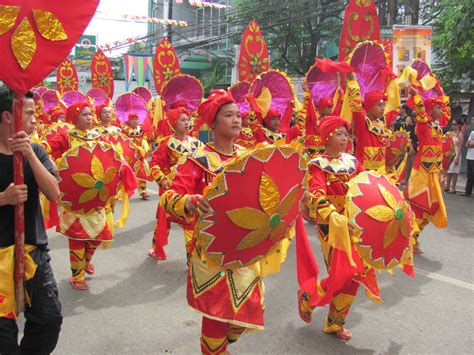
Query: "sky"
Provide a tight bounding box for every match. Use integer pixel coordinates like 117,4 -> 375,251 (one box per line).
84,0 -> 150,55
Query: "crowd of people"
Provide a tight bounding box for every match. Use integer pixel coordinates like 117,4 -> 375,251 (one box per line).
0,51 -> 472,354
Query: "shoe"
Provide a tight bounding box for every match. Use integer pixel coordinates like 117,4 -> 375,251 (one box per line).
413,244 -> 423,254
298,289 -> 313,324
148,248 -> 167,260
447,190 -> 456,194
460,192 -> 472,197
140,192 -> 150,200
70,277 -> 89,290
84,263 -> 96,275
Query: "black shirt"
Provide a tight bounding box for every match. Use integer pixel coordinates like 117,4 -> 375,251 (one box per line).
0,143 -> 56,248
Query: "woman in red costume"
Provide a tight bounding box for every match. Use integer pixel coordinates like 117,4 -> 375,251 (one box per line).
161,90 -> 272,354
148,107 -> 203,260
297,116 -> 381,341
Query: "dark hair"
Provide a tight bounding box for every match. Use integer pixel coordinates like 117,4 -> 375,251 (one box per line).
0,87 -> 34,116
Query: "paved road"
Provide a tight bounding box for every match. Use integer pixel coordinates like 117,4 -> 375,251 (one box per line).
23,185 -> 473,354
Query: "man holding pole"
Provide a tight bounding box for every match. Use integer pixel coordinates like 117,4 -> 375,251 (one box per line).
0,88 -> 62,354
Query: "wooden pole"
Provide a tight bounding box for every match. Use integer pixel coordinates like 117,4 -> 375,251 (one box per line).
13,94 -> 25,315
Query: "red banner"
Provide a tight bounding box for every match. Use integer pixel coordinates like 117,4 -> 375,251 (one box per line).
153,37 -> 180,94
57,58 -> 79,93
238,21 -> 269,83
91,49 -> 114,98
338,0 -> 380,61
0,1 -> 99,96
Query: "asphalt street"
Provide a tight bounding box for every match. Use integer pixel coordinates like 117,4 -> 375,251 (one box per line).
20,181 -> 474,354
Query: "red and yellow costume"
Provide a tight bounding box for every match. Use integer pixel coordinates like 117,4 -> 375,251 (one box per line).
297,117 -> 381,334
160,91 -> 271,354
149,107 -> 203,259
404,95 -> 447,240
346,79 -> 388,171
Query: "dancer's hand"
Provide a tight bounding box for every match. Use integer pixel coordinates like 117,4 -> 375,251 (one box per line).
185,194 -> 212,215
160,180 -> 171,190
348,220 -> 357,235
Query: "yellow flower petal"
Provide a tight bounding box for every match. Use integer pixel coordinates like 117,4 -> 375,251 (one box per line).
365,205 -> 395,222
32,9 -> 68,41
0,5 -> 20,35
12,18 -> 36,70
383,220 -> 400,249
99,186 -> 110,202
91,156 -> 104,181
103,167 -> 117,184
236,228 -> 270,250
276,184 -> 299,216
269,221 -> 290,242
78,188 -> 99,204
378,183 -> 398,211
226,208 -> 268,230
71,173 -> 96,188
259,172 -> 280,216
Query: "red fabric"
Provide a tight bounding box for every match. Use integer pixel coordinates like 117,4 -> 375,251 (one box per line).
319,116 -> 350,144
120,162 -> 138,197
316,97 -> 333,110
353,111 -> 387,166
198,90 -> 236,127
238,21 -> 269,82
363,91 -> 386,110
91,49 -> 114,98
46,131 -> 70,160
306,92 -> 319,136
170,100 -> 188,109
167,107 -> 190,128
153,37 -> 180,94
49,108 -> 66,122
316,58 -> 354,73
95,103 -> 110,118
150,137 -> 173,178
263,108 -> 281,123
424,97 -> 443,112
0,0 -> 99,96
338,0 -> 380,61
66,101 -> 90,125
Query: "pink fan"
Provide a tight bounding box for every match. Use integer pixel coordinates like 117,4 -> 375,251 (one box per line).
229,81 -> 251,113
62,91 -> 89,108
115,93 -> 148,123
161,74 -> 203,112
348,42 -> 387,99
132,86 -> 153,104
41,90 -> 64,113
411,60 -> 438,100
87,88 -> 109,108
306,62 -> 338,107
248,69 -> 294,117
33,87 -> 48,96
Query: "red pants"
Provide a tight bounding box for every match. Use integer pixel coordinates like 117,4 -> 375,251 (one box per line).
200,317 -> 245,354
68,239 -> 102,281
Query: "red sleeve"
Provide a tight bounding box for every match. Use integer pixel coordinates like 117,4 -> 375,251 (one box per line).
47,132 -> 70,160
308,164 -> 327,196
286,125 -> 302,143
149,138 -> 172,181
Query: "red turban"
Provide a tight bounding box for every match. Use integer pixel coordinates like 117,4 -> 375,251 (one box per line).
424,97 -> 443,112
170,100 -> 189,109
319,116 -> 350,144
263,108 -> 281,123
66,101 -> 90,125
95,103 -> 110,118
198,90 -> 236,127
48,108 -> 66,122
363,91 -> 386,110
167,107 -> 190,128
316,97 -> 333,110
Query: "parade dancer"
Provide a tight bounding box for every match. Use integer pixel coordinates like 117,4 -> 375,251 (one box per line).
297,116 -> 381,341
161,90 -> 280,354
405,88 -> 448,254
148,107 -> 203,260
96,103 -> 122,136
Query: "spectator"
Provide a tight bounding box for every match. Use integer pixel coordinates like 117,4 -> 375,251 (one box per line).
462,116 -> 474,196
445,118 -> 464,193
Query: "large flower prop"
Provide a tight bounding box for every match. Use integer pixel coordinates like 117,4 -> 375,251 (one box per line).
196,145 -> 307,269
57,142 -> 122,213
345,171 -> 414,274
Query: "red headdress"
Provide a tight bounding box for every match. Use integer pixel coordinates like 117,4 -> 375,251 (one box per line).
167,107 -> 190,129
316,97 -> 334,110
66,101 -> 90,125
263,108 -> 281,124
49,108 -> 66,122
424,96 -> 443,112
363,91 -> 386,110
170,100 -> 189,109
198,90 -> 236,127
319,116 -> 350,144
95,103 -> 111,118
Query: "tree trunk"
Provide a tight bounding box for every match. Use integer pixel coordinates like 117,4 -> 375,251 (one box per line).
405,0 -> 419,25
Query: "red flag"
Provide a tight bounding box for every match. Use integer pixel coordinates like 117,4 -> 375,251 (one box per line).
57,58 -> 79,93
91,49 -> 114,98
338,0 -> 380,61
238,21 -> 269,82
153,37 -> 180,94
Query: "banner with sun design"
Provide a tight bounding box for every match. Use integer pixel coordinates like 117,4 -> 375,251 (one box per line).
0,1 -> 99,95
57,142 -> 122,214
153,37 -> 180,95
238,21 -> 269,83
345,171 -> 415,275
56,58 -> 79,93
91,49 -> 114,98
196,145 -> 307,269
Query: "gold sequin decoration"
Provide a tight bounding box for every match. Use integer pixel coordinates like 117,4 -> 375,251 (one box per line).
12,18 -> 36,69
0,5 -> 20,35
32,9 -> 68,41
91,156 -> 104,181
